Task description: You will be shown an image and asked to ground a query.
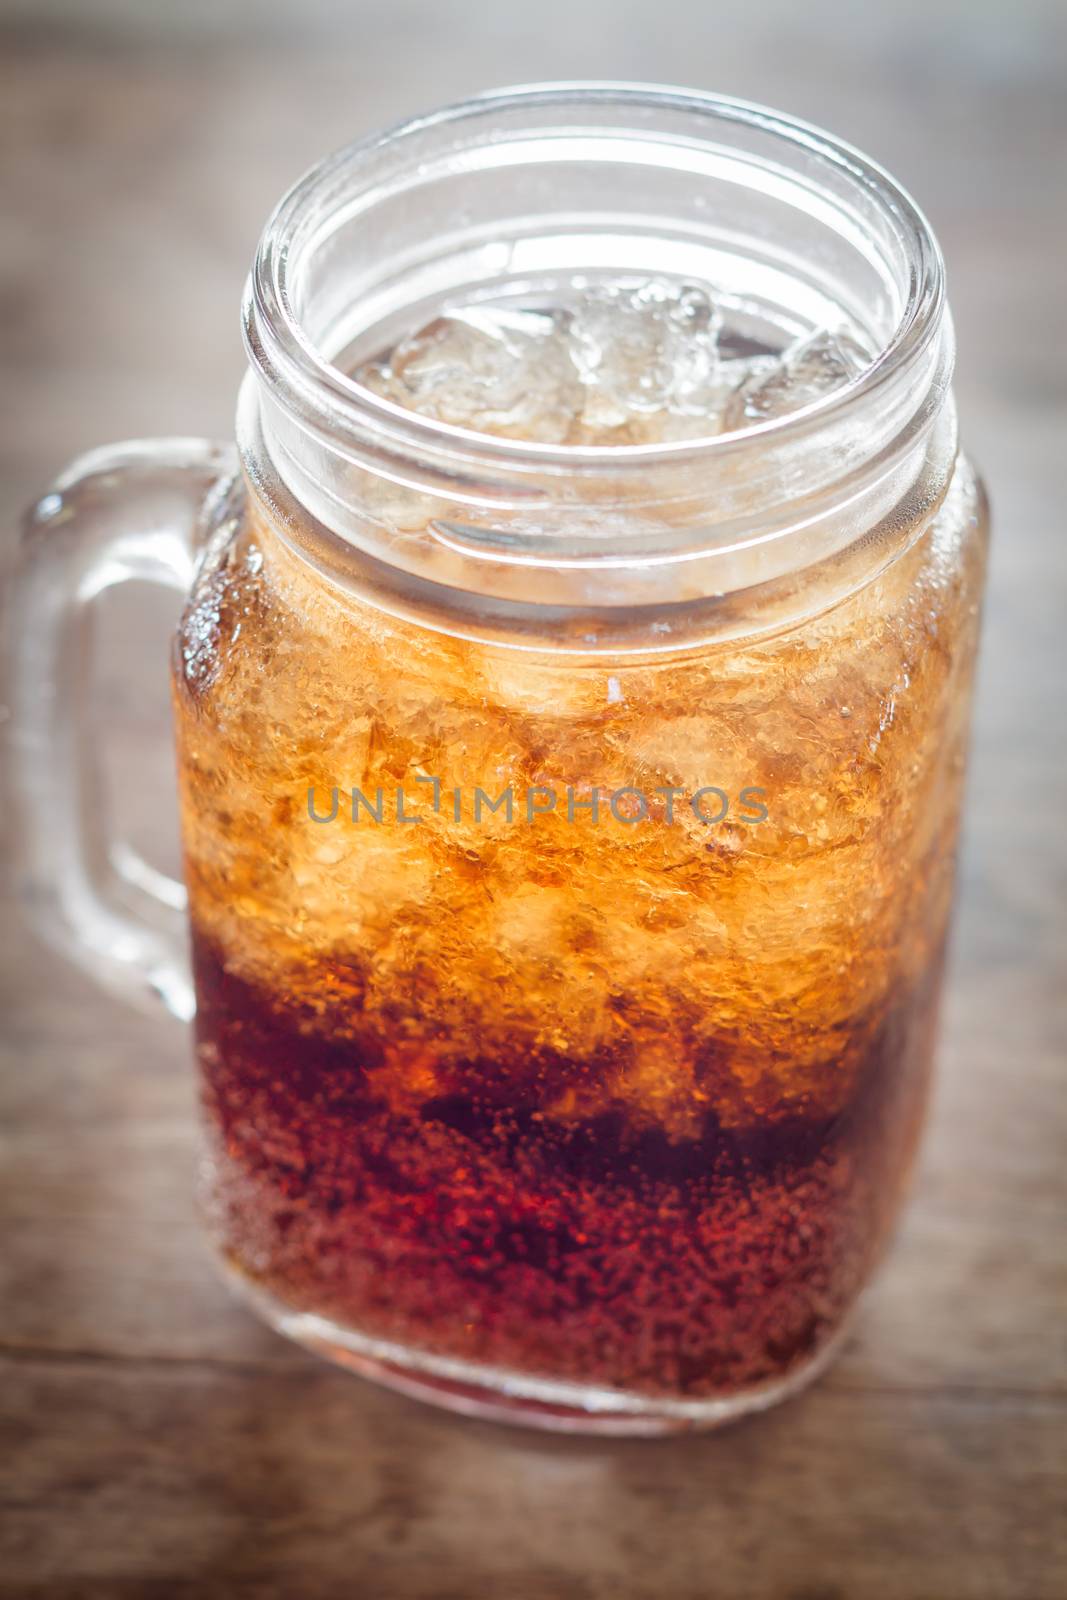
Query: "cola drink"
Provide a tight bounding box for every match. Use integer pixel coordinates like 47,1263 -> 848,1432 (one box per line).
172,276 -> 985,1422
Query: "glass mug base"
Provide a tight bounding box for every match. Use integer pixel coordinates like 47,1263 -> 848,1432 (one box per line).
218,1256 -> 854,1435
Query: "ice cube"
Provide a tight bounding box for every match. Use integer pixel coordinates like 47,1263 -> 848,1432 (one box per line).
723,329 -> 866,429
567,280 -> 729,437
360,305 -> 584,444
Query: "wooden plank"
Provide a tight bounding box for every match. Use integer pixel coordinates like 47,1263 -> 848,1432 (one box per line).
1,1358 -> 1064,1600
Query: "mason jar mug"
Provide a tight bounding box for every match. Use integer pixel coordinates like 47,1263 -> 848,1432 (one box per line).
7,86 -> 988,1433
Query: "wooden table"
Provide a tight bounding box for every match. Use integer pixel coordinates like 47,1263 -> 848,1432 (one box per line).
1,5 -> 1064,1596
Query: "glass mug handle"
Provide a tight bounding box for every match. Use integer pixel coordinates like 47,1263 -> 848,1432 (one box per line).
6,438 -> 236,1021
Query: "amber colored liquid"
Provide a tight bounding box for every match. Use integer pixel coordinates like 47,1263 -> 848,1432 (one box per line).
174,458 -> 985,1402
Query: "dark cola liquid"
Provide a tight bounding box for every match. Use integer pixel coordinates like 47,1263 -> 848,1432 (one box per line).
193,927 -> 939,1397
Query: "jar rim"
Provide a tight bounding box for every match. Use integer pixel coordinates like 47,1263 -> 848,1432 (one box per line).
244,81 -> 946,477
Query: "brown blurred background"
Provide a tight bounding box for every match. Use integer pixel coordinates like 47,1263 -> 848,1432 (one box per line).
1,3 -> 1065,1597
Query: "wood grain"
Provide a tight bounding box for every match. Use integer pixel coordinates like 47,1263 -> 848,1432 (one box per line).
1,4 -> 1065,1596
